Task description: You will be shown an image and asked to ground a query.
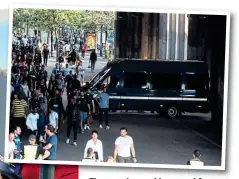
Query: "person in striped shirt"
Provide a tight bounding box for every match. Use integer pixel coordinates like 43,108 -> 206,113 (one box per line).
11,93 -> 29,133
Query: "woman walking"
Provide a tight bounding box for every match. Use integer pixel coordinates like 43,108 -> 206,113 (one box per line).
90,50 -> 97,72
76,61 -> 85,86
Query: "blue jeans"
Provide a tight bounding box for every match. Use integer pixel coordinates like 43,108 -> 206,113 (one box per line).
79,111 -> 87,122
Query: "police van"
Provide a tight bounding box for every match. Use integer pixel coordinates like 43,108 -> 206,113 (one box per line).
89,59 -> 210,118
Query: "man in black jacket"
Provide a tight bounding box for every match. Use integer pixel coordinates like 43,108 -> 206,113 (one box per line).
65,98 -> 79,146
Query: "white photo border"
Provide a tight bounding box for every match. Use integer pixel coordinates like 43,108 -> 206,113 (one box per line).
4,4 -> 231,171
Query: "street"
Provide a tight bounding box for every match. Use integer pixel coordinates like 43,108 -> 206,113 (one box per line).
42,53 -> 221,166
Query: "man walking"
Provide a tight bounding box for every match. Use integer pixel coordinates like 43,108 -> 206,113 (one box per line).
43,44 -> 49,66
11,94 -> 28,133
97,87 -> 110,130
114,127 -> 137,163
13,126 -> 22,173
77,91 -> 91,133
66,98 -> 79,146
40,124 -> 58,160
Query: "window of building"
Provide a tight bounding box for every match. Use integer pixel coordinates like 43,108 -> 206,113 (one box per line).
123,72 -> 147,88
150,73 -> 181,90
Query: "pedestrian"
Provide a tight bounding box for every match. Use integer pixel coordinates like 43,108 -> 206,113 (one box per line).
65,98 -> 79,146
187,150 -> 204,166
64,43 -> 70,56
113,127 -> 137,163
69,49 -> 77,64
43,44 -> 49,66
76,61 -> 85,85
85,88 -> 95,122
26,107 -> 39,137
11,93 -> 28,133
90,49 -> 97,72
21,80 -> 30,99
48,107 -> 59,133
97,86 -> 110,130
82,148 -> 95,162
77,91 -> 91,133
84,130 -> 103,162
40,124 -> 58,160
81,43 -> 86,58
38,97 -> 47,143
48,93 -> 65,130
13,126 -> 22,173
22,134 -> 49,160
63,64 -> 71,77
8,132 -> 16,159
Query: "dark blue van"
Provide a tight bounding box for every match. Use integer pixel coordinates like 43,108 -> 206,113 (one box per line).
89,59 -> 210,118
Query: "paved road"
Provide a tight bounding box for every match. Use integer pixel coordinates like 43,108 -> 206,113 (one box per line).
21,55 -> 222,166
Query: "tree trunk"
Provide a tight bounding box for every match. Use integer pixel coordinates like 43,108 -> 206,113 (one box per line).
105,27 -> 108,59
100,24 -> 103,57
55,29 -> 59,60
47,31 -> 50,44
51,30 -> 53,57
26,22 -> 29,36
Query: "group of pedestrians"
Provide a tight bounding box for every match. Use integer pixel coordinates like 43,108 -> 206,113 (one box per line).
8,32 -> 109,167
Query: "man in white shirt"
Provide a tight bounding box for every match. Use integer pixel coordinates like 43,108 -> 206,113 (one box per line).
26,108 -> 39,137
84,130 -> 103,162
22,35 -> 28,46
64,43 -> 71,56
114,127 -> 137,163
8,133 -> 16,159
48,107 -> 59,133
21,80 -> 30,98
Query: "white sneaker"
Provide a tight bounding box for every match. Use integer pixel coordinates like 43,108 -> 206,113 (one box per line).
84,125 -> 87,130
66,139 -> 70,144
99,125 -> 103,129
73,142 -> 77,146
106,126 -> 110,130
81,129 -> 84,134
87,125 -> 91,130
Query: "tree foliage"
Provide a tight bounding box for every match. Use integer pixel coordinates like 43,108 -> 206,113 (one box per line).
13,8 -> 115,34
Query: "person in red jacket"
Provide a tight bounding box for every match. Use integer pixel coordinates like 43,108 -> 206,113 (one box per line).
81,43 -> 86,58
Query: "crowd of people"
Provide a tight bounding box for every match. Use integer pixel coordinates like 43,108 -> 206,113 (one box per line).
7,32 -> 204,174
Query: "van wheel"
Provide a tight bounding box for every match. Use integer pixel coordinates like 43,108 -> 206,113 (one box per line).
167,106 -> 178,118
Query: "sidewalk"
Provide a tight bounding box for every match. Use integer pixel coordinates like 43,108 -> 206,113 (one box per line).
47,50 -> 109,67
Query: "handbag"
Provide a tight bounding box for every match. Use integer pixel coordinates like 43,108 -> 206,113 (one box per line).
87,114 -> 94,125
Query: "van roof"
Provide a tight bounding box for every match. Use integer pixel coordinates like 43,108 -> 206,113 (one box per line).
106,59 -> 208,74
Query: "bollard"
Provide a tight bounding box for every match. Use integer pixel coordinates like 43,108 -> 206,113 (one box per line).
39,164 -> 55,179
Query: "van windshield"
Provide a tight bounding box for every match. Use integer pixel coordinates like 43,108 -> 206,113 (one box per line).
89,66 -> 111,86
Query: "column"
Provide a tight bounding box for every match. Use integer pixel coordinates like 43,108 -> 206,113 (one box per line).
175,14 -> 180,60
166,13 -> 171,60
158,13 -> 167,60
169,13 -> 176,60
184,14 -> 189,60
175,14 -> 186,60
152,13 -> 158,59
113,12 -> 118,59
141,13 -> 149,59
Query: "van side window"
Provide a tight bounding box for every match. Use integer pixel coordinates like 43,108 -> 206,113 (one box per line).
185,74 -> 206,90
108,76 -> 121,88
124,72 -> 147,88
150,73 -> 181,90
